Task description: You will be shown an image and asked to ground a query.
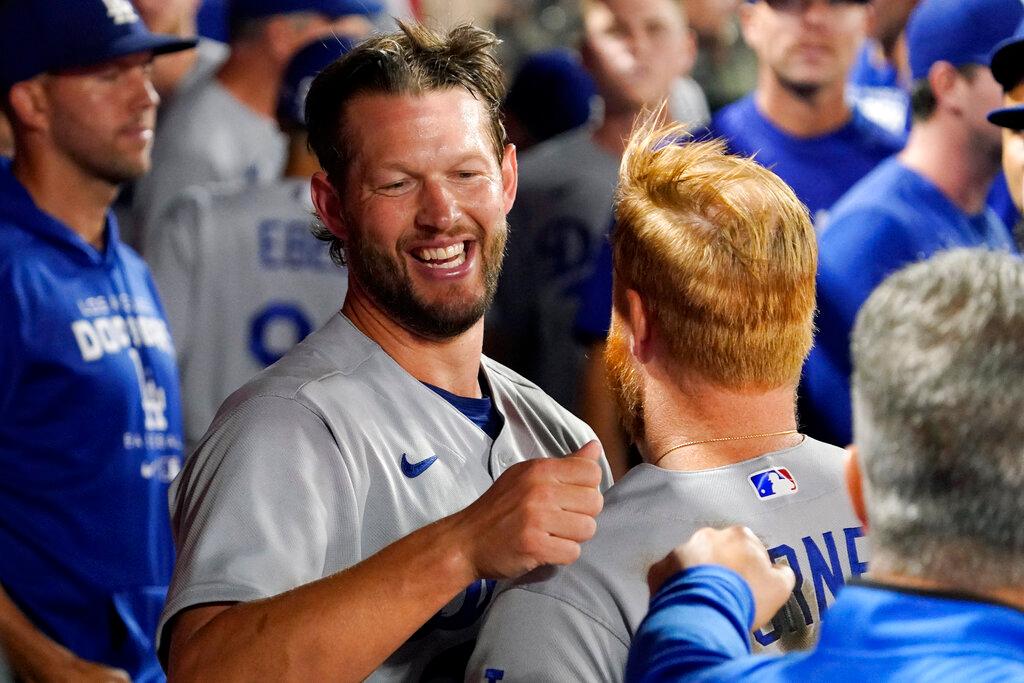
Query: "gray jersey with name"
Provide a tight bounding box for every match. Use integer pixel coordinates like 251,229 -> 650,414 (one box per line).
134,76 -> 286,244
159,314 -> 612,681
146,177 -> 347,451
467,437 -> 868,682
487,127 -> 620,412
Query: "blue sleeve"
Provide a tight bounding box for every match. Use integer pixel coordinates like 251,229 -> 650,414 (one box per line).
0,263 -> 24,415
625,565 -> 755,683
573,236 -> 614,342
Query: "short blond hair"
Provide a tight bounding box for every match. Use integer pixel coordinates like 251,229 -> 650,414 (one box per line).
612,116 -> 817,389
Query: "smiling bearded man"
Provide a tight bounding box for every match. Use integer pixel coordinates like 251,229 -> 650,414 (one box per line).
158,22 -> 612,683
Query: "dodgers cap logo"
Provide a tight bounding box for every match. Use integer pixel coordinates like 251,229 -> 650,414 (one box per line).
749,467 -> 798,500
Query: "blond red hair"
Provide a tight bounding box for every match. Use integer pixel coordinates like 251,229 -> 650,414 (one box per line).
612,116 -> 817,389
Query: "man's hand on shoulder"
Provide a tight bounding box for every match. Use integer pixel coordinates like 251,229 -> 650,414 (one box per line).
647,526 -> 795,630
452,440 -> 605,581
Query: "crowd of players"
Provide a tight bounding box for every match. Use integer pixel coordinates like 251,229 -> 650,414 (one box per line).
0,0 -> 1022,681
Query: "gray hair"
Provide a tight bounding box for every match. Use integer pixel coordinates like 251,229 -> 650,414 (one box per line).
851,248 -> 1024,590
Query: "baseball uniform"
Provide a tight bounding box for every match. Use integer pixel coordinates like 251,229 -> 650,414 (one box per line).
0,159 -> 184,682
146,178 -> 347,451
487,127 -> 620,412
705,94 -> 905,225
158,313 -> 613,681
133,73 -> 286,246
801,158 -> 1016,447
467,436 -> 868,682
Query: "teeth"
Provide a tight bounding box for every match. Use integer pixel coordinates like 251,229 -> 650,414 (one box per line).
415,242 -> 466,262
424,251 -> 467,269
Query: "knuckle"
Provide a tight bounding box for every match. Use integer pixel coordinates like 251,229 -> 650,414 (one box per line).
579,516 -> 598,540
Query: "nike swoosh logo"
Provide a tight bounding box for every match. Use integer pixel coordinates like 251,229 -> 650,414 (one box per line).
401,453 -> 439,478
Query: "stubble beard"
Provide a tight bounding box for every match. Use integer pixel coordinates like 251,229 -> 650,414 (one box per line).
776,71 -> 823,103
604,323 -> 645,443
346,220 -> 508,341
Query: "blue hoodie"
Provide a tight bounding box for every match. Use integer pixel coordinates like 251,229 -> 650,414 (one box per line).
0,159 -> 183,682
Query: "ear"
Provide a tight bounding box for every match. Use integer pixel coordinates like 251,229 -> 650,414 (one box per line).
737,2 -> 759,52
310,171 -> 349,242
7,79 -> 50,134
624,288 -> 652,363
263,15 -> 302,63
862,2 -> 877,44
500,143 -> 518,215
679,28 -> 698,78
927,61 -> 963,116
844,445 -> 869,530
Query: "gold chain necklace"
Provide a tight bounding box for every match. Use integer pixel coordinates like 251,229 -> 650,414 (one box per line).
652,429 -> 800,467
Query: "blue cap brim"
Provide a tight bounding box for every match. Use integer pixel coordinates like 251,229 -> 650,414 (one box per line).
49,33 -> 197,75
988,104 -> 1024,129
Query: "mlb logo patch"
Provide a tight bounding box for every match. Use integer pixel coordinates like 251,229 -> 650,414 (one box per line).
749,467 -> 798,500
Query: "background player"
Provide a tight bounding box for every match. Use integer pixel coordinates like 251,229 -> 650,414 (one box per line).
989,19 -> 1024,236
0,0 -> 193,679
469,117 -> 866,682
487,0 -> 699,414
158,23 -> 611,682
802,0 -> 1022,447
147,36 -> 354,451
628,248 -> 1024,680
133,0 -> 380,247
707,0 -> 903,225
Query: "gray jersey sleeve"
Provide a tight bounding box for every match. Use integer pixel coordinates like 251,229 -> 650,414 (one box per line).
158,393 -> 362,648
466,586 -> 628,683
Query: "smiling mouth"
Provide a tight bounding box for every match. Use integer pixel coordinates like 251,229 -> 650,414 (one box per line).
412,241 -> 468,270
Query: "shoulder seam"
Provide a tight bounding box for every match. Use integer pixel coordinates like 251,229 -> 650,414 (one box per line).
506,584 -> 631,649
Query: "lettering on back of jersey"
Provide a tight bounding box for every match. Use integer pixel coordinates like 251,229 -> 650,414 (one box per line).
749,467 -> 798,499
754,526 -> 869,649
258,219 -> 334,272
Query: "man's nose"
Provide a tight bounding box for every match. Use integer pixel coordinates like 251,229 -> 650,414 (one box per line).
128,65 -> 160,110
416,180 -> 462,231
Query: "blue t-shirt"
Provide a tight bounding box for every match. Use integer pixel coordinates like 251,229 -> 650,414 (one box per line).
707,94 -> 905,222
573,234 -> 615,342
626,567 -> 1024,682
802,158 -> 1016,446
0,161 -> 183,681
424,382 -> 504,441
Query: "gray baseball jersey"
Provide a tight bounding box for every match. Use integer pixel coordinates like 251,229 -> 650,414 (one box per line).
133,75 -> 286,245
467,437 -> 869,682
487,127 -> 620,412
158,313 -> 613,681
146,177 -> 347,451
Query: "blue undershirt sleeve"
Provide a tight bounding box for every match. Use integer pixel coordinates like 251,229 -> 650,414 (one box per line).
626,565 -> 755,683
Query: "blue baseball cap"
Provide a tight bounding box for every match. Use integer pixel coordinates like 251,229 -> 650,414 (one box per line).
906,0 -> 1024,82
991,18 -> 1024,90
230,0 -> 384,22
277,36 -> 358,129
0,0 -> 197,91
988,103 -> 1024,129
504,50 -> 597,144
